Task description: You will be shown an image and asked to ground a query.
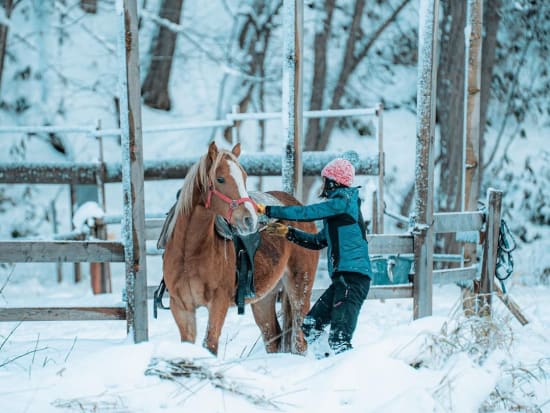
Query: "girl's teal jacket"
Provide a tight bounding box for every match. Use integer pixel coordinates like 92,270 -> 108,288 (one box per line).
265,186 -> 372,278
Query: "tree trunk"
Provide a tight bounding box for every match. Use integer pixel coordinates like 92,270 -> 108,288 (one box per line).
303,0 -> 336,199
80,0 -> 97,14
141,0 -> 184,111
0,0 -> 14,95
436,0 -> 467,263
305,0 -> 336,151
479,0 -> 502,181
437,0 -> 467,214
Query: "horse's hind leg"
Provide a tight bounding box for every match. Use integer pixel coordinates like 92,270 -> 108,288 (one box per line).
283,251 -> 318,354
170,297 -> 197,343
251,287 -> 281,353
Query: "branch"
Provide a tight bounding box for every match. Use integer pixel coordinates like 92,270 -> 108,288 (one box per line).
356,0 -> 411,63
483,36 -> 533,170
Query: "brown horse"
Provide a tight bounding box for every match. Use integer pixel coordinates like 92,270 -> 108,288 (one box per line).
162,142 -> 319,355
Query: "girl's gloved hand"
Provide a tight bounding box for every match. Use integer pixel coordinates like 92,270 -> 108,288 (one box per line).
256,203 -> 267,215
265,222 -> 289,237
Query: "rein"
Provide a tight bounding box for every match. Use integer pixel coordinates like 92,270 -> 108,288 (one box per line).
204,183 -> 258,221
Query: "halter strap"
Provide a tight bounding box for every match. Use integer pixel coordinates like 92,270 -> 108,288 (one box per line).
205,183 -> 258,222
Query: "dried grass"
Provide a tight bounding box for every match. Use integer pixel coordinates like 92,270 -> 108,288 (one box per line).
144,357 -> 282,410
52,393 -> 131,413
480,358 -> 550,413
405,298 -> 514,369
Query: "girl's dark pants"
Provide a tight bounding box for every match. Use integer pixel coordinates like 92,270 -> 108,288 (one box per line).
301,272 -> 370,353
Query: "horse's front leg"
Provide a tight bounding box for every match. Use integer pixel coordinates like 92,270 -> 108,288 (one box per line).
204,296 -> 230,355
170,297 -> 197,343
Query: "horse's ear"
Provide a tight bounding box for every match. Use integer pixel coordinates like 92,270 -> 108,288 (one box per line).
231,143 -> 241,158
208,141 -> 218,162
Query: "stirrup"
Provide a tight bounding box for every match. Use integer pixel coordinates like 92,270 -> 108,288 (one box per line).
153,279 -> 170,319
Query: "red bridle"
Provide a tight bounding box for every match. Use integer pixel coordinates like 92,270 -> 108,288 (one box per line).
204,183 -> 258,222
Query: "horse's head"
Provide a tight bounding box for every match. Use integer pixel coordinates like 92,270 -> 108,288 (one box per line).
203,141 -> 259,235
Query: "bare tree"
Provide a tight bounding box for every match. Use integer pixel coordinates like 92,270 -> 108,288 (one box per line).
303,0 -> 411,199
141,0 -> 184,110
220,1 -> 283,144
0,0 -> 14,95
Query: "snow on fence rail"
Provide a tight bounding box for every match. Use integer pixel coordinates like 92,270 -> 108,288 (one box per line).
0,152 -> 380,184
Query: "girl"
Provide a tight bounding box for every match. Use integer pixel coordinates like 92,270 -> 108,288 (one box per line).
257,158 -> 372,354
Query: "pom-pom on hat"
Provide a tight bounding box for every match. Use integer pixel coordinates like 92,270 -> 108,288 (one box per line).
321,158 -> 355,187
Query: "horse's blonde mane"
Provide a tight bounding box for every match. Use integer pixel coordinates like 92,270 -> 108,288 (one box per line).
164,148 -> 241,242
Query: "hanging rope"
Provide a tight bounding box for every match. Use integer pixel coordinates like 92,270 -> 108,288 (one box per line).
495,219 -> 516,293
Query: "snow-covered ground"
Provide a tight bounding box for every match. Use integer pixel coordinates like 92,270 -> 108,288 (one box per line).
1,281 -> 548,413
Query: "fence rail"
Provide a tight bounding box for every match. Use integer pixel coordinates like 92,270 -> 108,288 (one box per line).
0,153 -> 379,184
0,306 -> 127,322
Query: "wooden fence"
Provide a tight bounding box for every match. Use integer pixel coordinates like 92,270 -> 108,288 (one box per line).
0,0 -> 504,342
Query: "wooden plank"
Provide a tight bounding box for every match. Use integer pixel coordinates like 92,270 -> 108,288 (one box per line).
433,211 -> 484,233
0,241 -> 124,262
433,266 -> 478,284
367,234 -> 414,254
143,223 -> 413,254
146,284 -> 413,303
119,0 -> 148,343
0,154 -> 379,184
413,0 -> 439,319
145,218 -> 164,241
0,306 -> 126,322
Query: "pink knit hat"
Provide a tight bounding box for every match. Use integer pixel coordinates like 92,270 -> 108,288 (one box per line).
321,158 -> 355,187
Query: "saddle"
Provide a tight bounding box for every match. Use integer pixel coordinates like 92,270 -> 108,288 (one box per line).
153,191 -> 283,318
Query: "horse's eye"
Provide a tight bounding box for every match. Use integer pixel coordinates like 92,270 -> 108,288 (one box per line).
216,177 -> 225,184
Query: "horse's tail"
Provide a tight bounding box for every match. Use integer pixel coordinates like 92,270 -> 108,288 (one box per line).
279,288 -> 294,352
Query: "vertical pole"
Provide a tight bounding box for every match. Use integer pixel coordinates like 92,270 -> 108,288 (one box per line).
479,188 -> 502,316
50,199 -> 63,283
282,0 -> 303,200
231,104 -> 240,146
371,190 -> 378,234
69,184 -> 82,283
118,0 -> 148,342
376,103 -> 384,234
413,0 -> 439,319
462,0 -> 483,265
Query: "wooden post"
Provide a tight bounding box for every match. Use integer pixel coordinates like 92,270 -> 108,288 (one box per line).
282,0 -> 303,201
69,185 -> 82,283
413,0 -> 439,319
375,103 -> 384,234
372,190 -> 378,234
118,0 -> 148,343
479,188 -> 502,316
462,0 -> 483,266
50,200 -> 63,283
230,104 -> 240,146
